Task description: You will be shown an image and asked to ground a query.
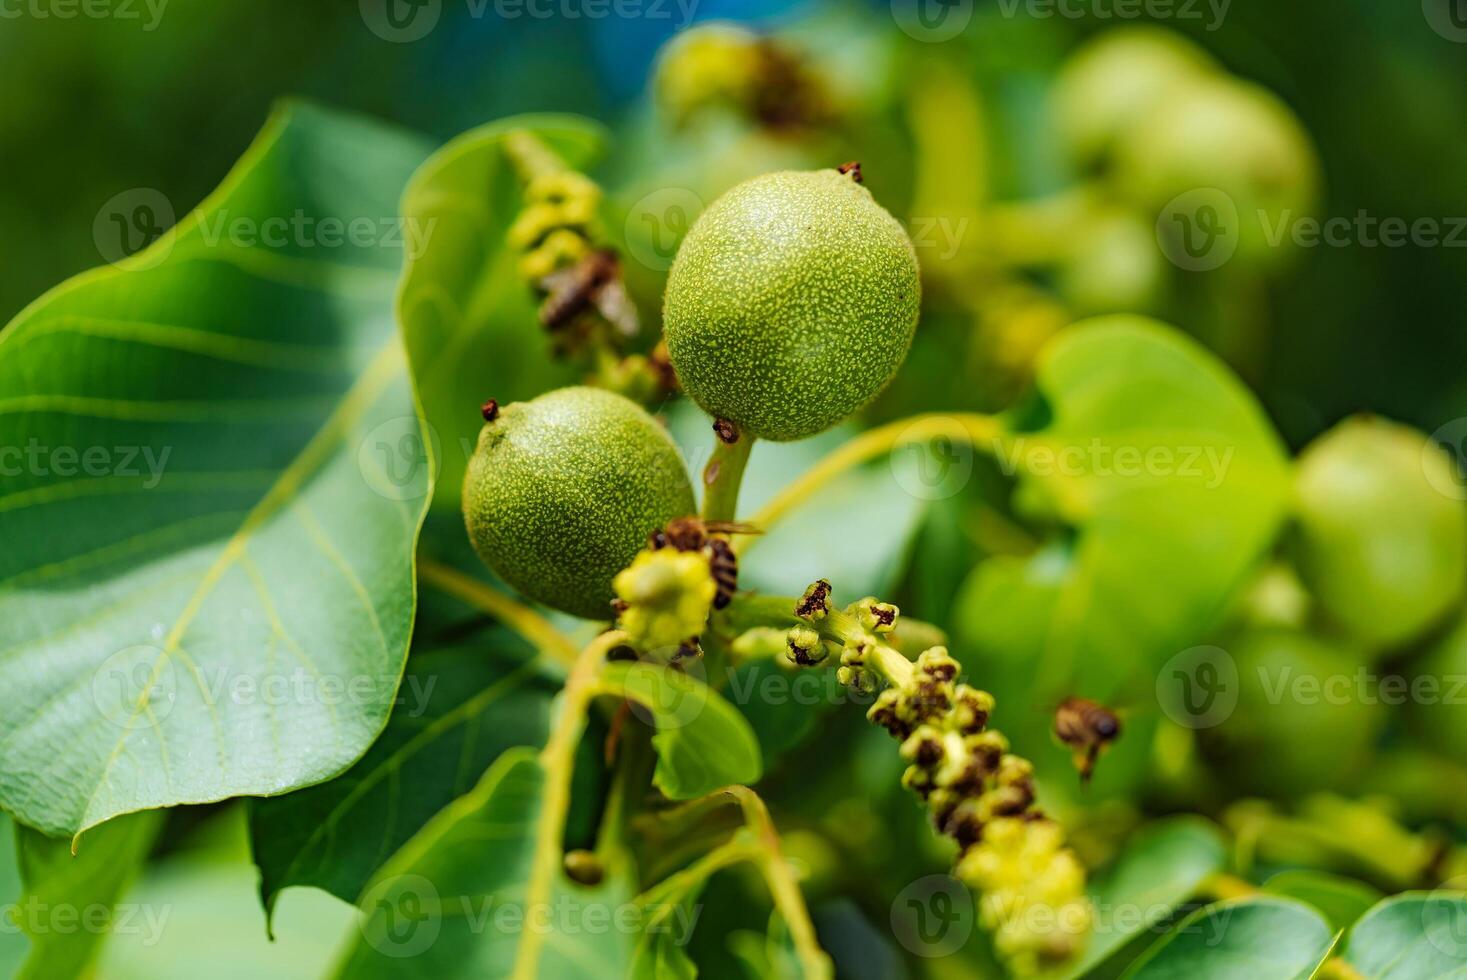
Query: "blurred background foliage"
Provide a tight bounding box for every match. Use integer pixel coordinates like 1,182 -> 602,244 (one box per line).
4,0 -> 1467,442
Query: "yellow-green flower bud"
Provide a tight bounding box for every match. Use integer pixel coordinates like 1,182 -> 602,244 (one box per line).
958,818 -> 1091,975
852,596 -> 899,633
785,625 -> 829,666
613,547 -> 717,652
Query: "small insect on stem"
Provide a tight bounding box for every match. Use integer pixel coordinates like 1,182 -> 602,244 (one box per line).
713,417 -> 740,445
837,160 -> 862,183
481,399 -> 500,422
1053,696 -> 1122,785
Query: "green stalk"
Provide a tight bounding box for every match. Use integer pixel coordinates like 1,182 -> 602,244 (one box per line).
701,423 -> 755,522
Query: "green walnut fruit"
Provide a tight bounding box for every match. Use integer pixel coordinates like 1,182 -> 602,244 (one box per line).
663,168 -> 920,441
1406,613 -> 1467,765
1117,75 -> 1317,259
1199,629 -> 1385,798
1293,416 -> 1466,651
1053,27 -> 1217,171
463,386 -> 695,619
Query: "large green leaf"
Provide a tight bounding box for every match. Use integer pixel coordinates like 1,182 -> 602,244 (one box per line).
397,114 -> 605,512
1039,816 -> 1227,979
1120,897 -> 1334,980
0,813 -> 27,975
250,643 -> 556,914
13,809 -> 162,979
1340,892 -> 1467,978
333,749 -> 657,979
1011,315 -> 1290,689
0,102 -> 435,836
600,661 -> 762,800
98,812 -> 357,980
960,317 -> 1291,793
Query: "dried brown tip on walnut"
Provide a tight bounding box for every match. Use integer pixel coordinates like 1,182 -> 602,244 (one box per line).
481,399 -> 500,422
837,161 -> 863,183
712,418 -> 740,444
794,579 -> 833,619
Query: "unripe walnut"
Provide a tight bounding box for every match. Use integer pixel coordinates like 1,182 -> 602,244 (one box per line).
1199,629 -> 1384,798
1292,415 -> 1466,651
662,168 -> 920,441
1117,75 -> 1317,260
1053,27 -> 1217,171
463,386 -> 695,619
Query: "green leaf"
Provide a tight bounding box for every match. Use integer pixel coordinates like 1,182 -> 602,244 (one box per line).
1339,891 -> 1467,978
397,114 -> 605,513
13,810 -> 161,980
98,824 -> 357,980
1040,816 -> 1227,979
250,644 -> 556,914
599,661 -> 762,800
0,813 -> 28,975
1120,897 -> 1334,980
334,748 -> 674,979
961,317 -> 1291,793
1263,871 -> 1382,934
0,103 -> 435,837
1012,315 -> 1290,688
